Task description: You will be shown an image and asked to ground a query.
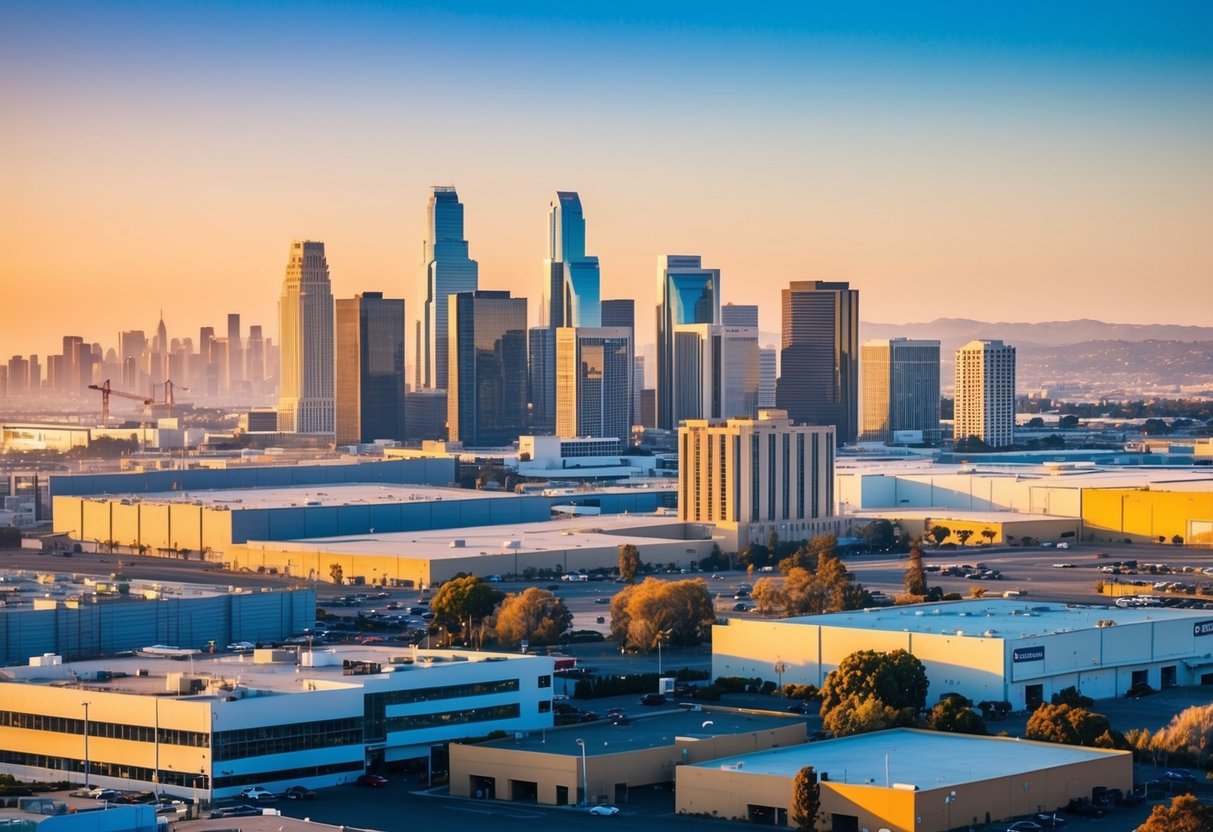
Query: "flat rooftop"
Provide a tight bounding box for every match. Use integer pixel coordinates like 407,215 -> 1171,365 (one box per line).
2,645 -> 548,695
68,483 -> 515,509
479,708 -> 802,757
777,600 -> 1207,641
251,514 -> 701,559
850,509 -> 1067,522
836,459 -> 1213,488
696,728 -> 1122,787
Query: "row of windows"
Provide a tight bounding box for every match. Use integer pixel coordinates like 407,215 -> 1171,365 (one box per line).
0,711 -> 208,748
214,760 -> 363,790
385,703 -> 520,734
0,750 -> 205,789
213,717 -> 363,761
363,678 -> 521,742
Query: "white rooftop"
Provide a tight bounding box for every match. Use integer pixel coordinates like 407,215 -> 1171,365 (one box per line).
73,483 -> 515,509
836,459 -> 1213,490
252,514 -> 698,559
697,728 -> 1124,788
778,599 -> 1207,641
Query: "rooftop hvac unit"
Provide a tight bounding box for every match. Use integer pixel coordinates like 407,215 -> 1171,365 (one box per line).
450,539 -> 465,548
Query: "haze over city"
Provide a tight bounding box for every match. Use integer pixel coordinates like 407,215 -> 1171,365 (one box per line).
3,1 -> 1211,359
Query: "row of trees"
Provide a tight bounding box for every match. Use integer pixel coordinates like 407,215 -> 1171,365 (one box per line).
427,576 -> 572,648
751,536 -> 872,616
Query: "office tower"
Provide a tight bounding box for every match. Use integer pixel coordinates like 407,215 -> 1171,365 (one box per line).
678,409 -> 836,551
721,303 -> 759,328
954,339 -> 1016,448
758,347 -> 777,408
405,389 -> 448,442
211,338 -> 230,395
656,255 -> 721,429
422,186 -> 479,391
119,330 -> 147,390
775,280 -> 859,444
335,292 -> 406,445
46,356 -> 62,391
227,313 -> 244,391
640,389 -> 656,428
447,290 -> 527,446
528,327 -> 556,433
602,299 -> 636,427
413,320 -> 422,392
59,336 -> 83,391
555,327 -> 633,445
168,346 -> 187,389
672,324 -> 760,423
152,313 -> 168,385
861,338 -> 941,444
0,366 -> 6,398
265,339 -> 279,389
542,192 -> 601,329
6,356 -> 27,394
633,355 -> 645,426
246,325 -> 265,386
199,327 -> 215,364
27,355 -> 40,391
277,240 -> 335,434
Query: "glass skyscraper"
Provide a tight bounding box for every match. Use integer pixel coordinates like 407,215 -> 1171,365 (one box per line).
656,254 -> 721,430
555,326 -> 633,446
423,186 -> 479,391
277,240 -> 334,434
448,291 -> 528,447
335,292 -> 406,445
860,338 -> 941,444
542,192 -> 600,328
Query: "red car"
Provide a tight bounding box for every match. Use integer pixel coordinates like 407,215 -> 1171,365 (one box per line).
356,774 -> 388,788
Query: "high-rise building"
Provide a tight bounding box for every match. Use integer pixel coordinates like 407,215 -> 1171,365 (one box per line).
335,292 -> 406,446
27,355 -> 40,391
447,290 -> 527,447
656,255 -> 721,429
555,327 -> 633,446
776,280 -> 859,444
678,409 -> 837,551
152,314 -> 168,386
422,186 -> 479,390
542,192 -> 601,329
60,336 -> 84,392
601,299 -> 636,427
758,347 -> 777,409
277,240 -> 335,434
633,354 -> 645,427
672,324 -> 760,423
954,339 -> 1016,448
721,303 -> 759,328
6,356 -> 28,394
227,313 -> 244,392
527,327 -> 556,433
405,389 -> 448,442
210,338 -> 230,395
860,338 -> 941,444
246,325 -> 265,387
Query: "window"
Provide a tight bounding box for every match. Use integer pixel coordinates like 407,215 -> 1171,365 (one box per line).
537,675 -> 551,688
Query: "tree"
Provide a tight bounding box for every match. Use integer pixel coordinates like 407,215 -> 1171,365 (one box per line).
929,525 -> 951,546
618,543 -> 641,584
790,766 -> 821,832
1172,534 -> 1185,546
820,649 -> 928,736
859,519 -> 896,551
1051,686 -> 1094,709
1136,794 -> 1213,832
431,575 -> 506,643
609,578 -> 715,651
824,694 -> 901,737
1025,703 -> 1114,747
1151,703 -> 1213,767
328,563 -> 344,585
925,694 -> 987,735
768,531 -> 781,558
493,587 -> 572,647
980,528 -> 996,545
955,529 -> 973,547
903,546 -> 927,596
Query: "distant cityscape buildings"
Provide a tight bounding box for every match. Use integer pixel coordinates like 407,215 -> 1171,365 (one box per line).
555,326 -> 633,445
422,186 -> 479,391
860,338 -> 942,444
335,292 -> 406,446
954,338 -> 1017,448
656,255 -> 721,430
277,240 -> 335,434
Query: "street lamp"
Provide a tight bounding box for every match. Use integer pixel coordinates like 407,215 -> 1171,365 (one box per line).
575,738 -> 588,806
944,790 -> 956,831
81,702 -> 91,790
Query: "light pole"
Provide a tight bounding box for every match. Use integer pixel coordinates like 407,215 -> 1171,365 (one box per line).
944,790 -> 956,831
575,738 -> 588,806
81,702 -> 91,790
774,658 -> 787,697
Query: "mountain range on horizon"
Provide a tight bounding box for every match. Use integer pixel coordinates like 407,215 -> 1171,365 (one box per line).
858,318 -> 1213,348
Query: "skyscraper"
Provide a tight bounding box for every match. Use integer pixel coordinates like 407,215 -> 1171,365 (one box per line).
246,325 -> 265,387
601,299 -> 635,425
672,324 -> 760,423
227,313 -> 243,393
954,339 -> 1016,449
528,326 -> 556,433
775,280 -> 859,444
860,338 -> 941,444
277,240 -> 335,434
422,186 -> 478,391
656,255 -> 721,430
555,327 -> 633,445
335,293 -> 406,445
720,303 -> 759,328
758,347 -> 777,409
447,290 -> 527,446
542,192 -> 601,329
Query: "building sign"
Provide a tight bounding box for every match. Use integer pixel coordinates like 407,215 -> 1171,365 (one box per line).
1013,646 -> 1045,663
1194,621 -> 1213,637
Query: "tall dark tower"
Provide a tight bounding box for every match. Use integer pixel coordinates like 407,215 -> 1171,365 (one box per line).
776,281 -> 859,444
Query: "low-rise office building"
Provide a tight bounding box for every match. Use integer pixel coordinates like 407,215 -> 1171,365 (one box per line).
676,728 -> 1131,832
713,600 -> 1213,709
0,645 -> 555,802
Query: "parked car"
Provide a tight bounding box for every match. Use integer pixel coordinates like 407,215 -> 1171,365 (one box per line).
356,774 -> 388,788
786,702 -> 812,714
209,805 -> 263,819
731,602 -> 751,611
226,641 -> 255,652
87,788 -> 123,801
283,785 -> 317,800
588,805 -> 620,816
1163,769 -> 1198,783
239,786 -> 277,802
1034,813 -> 1067,828
638,693 -> 667,706
1006,823 -> 1042,832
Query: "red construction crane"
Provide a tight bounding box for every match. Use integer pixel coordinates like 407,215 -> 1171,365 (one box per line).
155,379 -> 189,418
87,379 -> 153,427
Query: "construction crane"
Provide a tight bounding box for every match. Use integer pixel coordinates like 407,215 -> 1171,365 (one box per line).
87,379 -> 153,428
155,380 -> 189,419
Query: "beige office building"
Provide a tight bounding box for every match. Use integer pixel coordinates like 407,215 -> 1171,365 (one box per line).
860,338 -> 940,444
954,339 -> 1016,448
678,409 -> 837,550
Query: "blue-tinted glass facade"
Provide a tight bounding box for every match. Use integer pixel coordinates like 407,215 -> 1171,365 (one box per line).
423,187 -> 478,391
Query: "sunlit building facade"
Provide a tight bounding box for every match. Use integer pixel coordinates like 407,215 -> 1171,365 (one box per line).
277,240 -> 334,434
672,324 -> 759,423
423,186 -> 479,391
542,191 -> 601,329
555,326 -> 633,446
656,255 -> 721,430
335,292 -> 406,445
954,339 -> 1016,448
860,338 -> 941,444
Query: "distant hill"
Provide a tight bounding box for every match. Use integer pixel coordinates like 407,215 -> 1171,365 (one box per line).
860,318 -> 1213,351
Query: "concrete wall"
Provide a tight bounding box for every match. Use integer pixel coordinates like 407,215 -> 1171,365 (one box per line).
1083,488 -> 1213,545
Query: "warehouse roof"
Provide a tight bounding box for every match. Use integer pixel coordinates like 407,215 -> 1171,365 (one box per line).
695,728 -> 1124,787
777,599 -> 1207,641
68,483 -> 514,509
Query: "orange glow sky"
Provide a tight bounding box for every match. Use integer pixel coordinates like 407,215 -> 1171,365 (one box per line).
2,3 -> 1211,359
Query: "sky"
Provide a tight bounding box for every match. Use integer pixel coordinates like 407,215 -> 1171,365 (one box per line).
2,1 -> 1211,360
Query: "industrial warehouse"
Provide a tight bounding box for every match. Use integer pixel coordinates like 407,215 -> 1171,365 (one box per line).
713,600 -> 1213,708
0,645 -> 555,801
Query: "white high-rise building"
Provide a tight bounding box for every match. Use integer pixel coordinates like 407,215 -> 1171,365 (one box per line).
672,324 -> 759,423
555,327 -> 632,446
758,347 -> 777,409
954,339 -> 1016,448
277,240 -> 334,434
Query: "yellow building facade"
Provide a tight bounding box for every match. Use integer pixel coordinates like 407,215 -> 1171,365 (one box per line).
1082,488 -> 1213,545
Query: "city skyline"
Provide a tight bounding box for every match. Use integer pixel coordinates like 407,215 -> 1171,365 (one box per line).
3,3 -> 1211,359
